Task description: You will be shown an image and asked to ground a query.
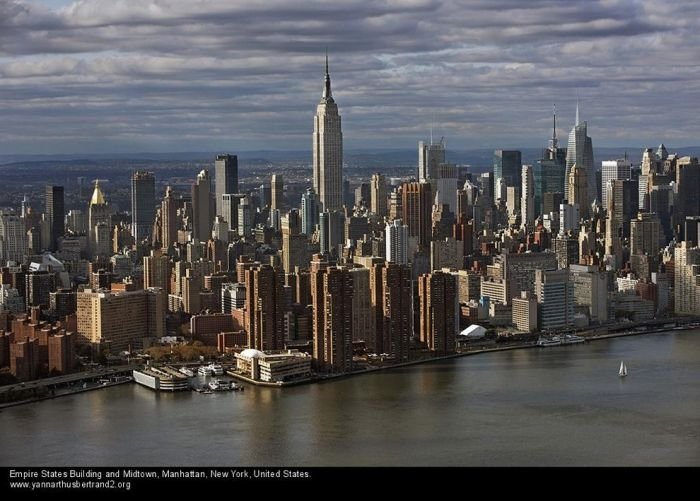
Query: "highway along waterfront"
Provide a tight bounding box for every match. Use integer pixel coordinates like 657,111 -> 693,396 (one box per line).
0,329 -> 697,466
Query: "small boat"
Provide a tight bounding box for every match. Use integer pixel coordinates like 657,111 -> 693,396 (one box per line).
537,335 -> 562,347
208,364 -> 224,376
619,360 -> 628,377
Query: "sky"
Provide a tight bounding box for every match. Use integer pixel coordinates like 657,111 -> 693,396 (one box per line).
1,0 -> 699,154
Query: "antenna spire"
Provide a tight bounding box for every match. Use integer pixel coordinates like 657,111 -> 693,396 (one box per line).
575,99 -> 580,126
322,49 -> 333,101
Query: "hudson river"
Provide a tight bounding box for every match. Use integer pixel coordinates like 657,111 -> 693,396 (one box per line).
1,330 -> 698,466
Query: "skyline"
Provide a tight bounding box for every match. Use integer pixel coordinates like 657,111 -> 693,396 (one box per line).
1,0 -> 700,154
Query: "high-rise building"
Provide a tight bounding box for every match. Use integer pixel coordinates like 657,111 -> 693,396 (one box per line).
565,104 -> 595,204
0,284 -> 24,313
370,262 -> 412,360
49,288 -> 76,318
436,163 -> 458,214
630,212 -> 661,257
45,186 -> 64,251
48,332 -> 74,375
237,196 -> 251,237
534,107 -> 566,216
570,264 -> 609,323
606,179 -> 639,240
493,150 -> 522,189
418,138 -> 445,185
88,181 -> 110,255
512,291 -> 538,332
222,193 -> 245,235
311,265 -> 353,373
312,55 -> 343,212
674,242 -> 700,315
0,213 -> 27,264
535,269 -> 574,331
675,157 -> 700,239
192,169 -> 213,241
650,185 -> 674,243
559,202 -> 580,234
319,210 -> 344,256
554,233 -> 579,269
25,271 -> 55,310
144,249 -> 171,294
76,288 -> 166,351
521,164 -> 535,228
567,163 -> 588,220
271,174 -> 284,212
370,173 -> 387,217
418,271 -> 457,355
401,181 -> 432,251
161,186 -> 178,250
350,267 -> 373,344
221,282 -> 246,314
601,159 -> 631,209
242,264 -> 285,351
130,171 -> 155,242
282,210 -> 308,273
301,188 -> 319,236
500,251 -> 558,303
215,154 -> 238,216
685,216 -> 700,247
385,219 -> 408,265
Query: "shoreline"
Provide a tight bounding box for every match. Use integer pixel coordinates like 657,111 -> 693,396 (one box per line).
230,320 -> 700,388
2,320 -> 698,406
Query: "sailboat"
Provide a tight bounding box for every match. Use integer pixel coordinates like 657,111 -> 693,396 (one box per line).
619,360 -> 628,377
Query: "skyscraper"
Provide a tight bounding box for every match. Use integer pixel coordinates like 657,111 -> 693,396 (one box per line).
370,262 -> 412,360
161,186 -> 178,250
385,219 -> 408,265
311,265 -> 353,373
675,156 -> 700,239
271,174 -> 284,212
521,164 -> 535,228
493,150 -> 522,190
418,138 -> 445,185
215,154 -> 238,216
45,186 -> 64,251
534,106 -> 567,216
370,173 -> 387,217
535,269 -> 574,331
312,54 -> 343,212
601,159 -> 631,209
568,163 -> 588,220
88,181 -> 110,256
144,249 -> 171,294
319,210 -> 344,256
565,104 -> 595,204
131,171 -> 155,242
0,213 -> 27,263
301,188 -> 319,236
674,242 -> 700,315
401,181 -> 433,251
192,169 -> 213,241
242,264 -> 285,351
418,271 -> 457,355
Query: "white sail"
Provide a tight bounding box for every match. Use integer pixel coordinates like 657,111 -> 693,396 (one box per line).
619,360 -> 627,377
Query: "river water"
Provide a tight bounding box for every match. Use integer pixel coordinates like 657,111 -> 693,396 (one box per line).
1,330 -> 698,466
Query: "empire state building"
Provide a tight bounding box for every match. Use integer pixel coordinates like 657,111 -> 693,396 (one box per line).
313,55 -> 343,212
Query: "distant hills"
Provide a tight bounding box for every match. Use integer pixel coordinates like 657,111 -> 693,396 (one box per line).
2,146 -> 699,173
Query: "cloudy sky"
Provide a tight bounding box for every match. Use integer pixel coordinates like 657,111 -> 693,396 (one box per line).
1,0 -> 698,154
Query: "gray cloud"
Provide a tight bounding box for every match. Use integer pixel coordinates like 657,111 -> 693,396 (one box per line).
0,0 -> 698,154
